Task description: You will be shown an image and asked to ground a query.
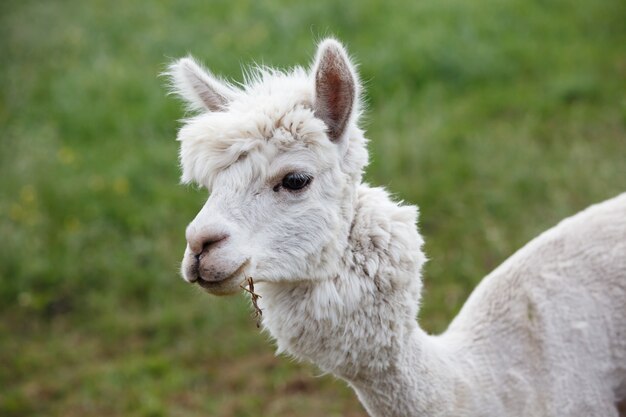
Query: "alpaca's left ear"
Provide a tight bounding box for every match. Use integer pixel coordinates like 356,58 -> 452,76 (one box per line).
167,57 -> 237,112
312,39 -> 359,142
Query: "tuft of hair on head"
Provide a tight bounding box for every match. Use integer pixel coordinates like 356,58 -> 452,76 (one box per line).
165,56 -> 239,113
311,38 -> 361,143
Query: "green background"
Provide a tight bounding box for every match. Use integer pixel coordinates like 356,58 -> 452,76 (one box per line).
1,0 -> 625,415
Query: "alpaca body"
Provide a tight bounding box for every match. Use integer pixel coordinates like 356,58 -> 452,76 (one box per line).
258,187 -> 626,417
442,192 -> 626,416
167,39 -> 626,416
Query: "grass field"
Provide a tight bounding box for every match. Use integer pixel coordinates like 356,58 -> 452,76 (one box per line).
1,0 -> 625,415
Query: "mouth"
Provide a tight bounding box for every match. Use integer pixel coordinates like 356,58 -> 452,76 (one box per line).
193,261 -> 249,296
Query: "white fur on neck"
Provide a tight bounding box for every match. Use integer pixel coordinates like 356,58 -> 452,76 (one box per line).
257,184 -> 426,379
255,184 -> 477,417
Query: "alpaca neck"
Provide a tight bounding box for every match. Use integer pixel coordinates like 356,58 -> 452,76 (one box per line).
349,328 -> 475,417
256,184 -> 477,416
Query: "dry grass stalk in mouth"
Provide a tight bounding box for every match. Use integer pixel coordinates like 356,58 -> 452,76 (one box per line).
240,276 -> 262,328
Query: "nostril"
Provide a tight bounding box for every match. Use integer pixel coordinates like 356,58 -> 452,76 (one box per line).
189,233 -> 229,257
201,234 -> 228,254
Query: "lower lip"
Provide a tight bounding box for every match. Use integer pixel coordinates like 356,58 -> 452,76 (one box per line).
195,276 -> 227,289
194,262 -> 248,289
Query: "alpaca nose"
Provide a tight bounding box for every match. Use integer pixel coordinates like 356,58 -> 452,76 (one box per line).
186,227 -> 229,257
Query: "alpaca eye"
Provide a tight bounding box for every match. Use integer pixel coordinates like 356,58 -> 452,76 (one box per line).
279,172 -> 312,191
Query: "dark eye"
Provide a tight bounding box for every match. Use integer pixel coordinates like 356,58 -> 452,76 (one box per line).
278,172 -> 313,191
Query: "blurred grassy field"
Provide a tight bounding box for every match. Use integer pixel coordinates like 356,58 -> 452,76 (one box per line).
1,0 -> 625,415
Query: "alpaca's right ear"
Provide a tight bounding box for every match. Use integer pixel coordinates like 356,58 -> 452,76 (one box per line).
166,57 -> 237,112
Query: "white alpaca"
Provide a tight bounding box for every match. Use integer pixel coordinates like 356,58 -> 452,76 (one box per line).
167,39 -> 626,417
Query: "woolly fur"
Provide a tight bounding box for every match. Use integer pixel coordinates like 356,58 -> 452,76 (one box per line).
168,39 -> 626,417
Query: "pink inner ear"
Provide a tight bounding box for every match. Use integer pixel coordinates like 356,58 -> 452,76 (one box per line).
171,57 -> 236,113
314,48 -> 355,142
192,75 -> 229,111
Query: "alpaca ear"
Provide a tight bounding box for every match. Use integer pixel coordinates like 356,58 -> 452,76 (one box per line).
312,39 -> 359,142
167,57 -> 236,112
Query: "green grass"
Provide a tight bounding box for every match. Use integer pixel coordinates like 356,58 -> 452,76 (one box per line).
1,0 -> 625,415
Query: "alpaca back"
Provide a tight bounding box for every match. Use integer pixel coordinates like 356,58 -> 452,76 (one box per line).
444,193 -> 626,414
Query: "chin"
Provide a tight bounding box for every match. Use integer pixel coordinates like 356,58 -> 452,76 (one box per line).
196,273 -> 244,296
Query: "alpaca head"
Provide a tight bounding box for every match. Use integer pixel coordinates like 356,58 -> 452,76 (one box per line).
168,39 -> 369,295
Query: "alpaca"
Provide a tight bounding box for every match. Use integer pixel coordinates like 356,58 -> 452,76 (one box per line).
167,39 -> 626,417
